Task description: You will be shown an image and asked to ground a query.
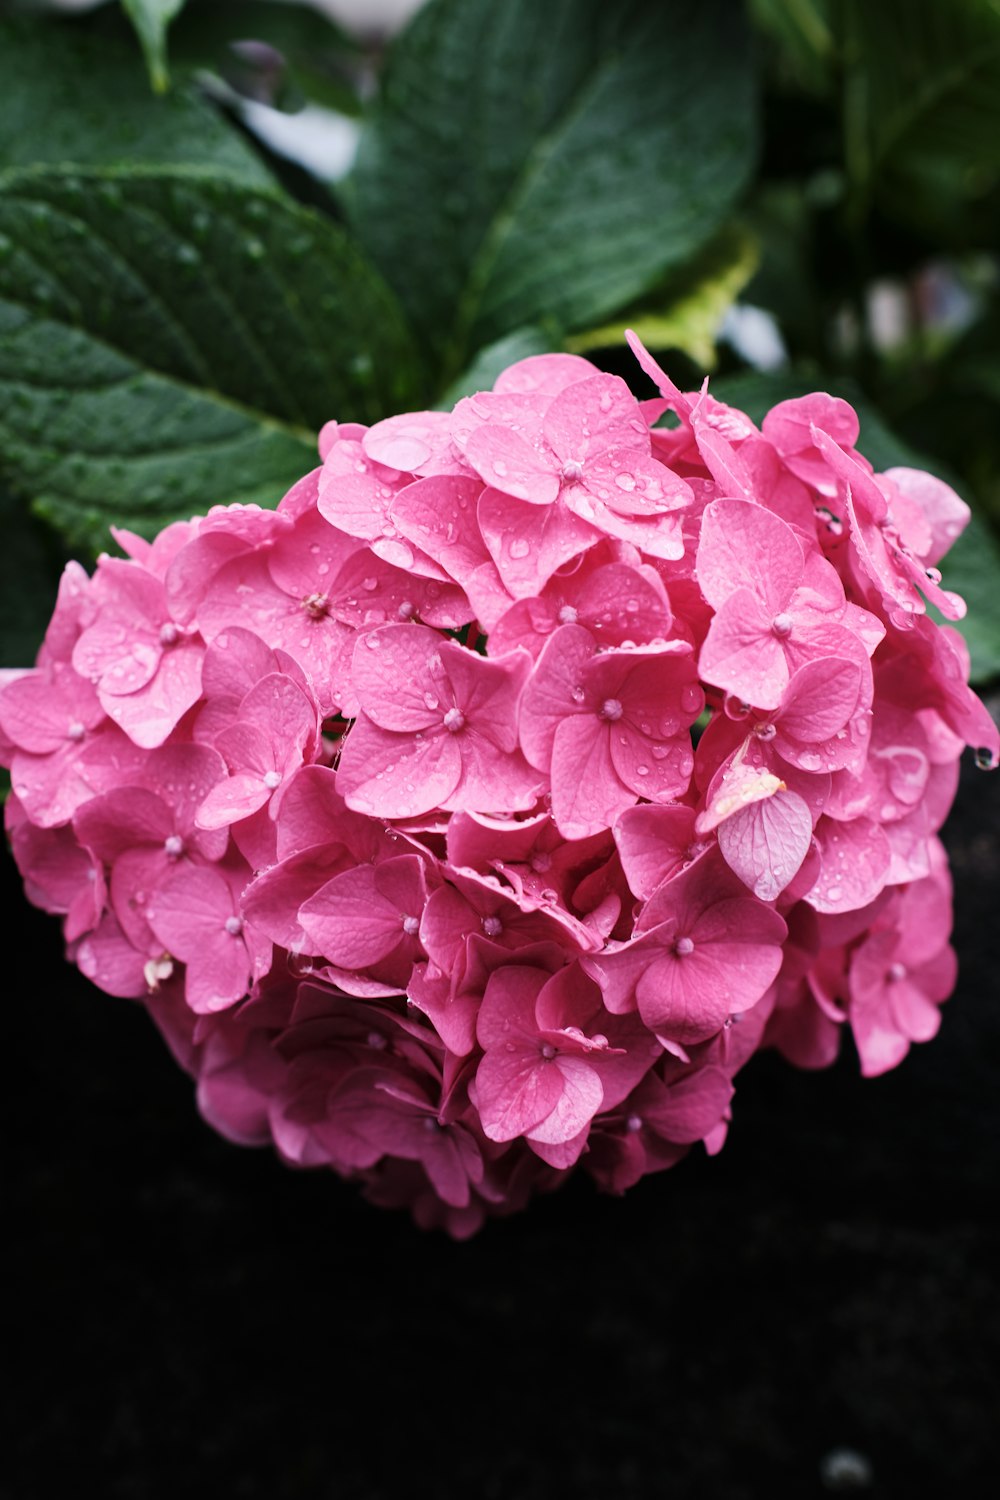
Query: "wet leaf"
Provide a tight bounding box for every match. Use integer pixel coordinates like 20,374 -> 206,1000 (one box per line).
346,0 -> 758,381
0,167 -> 421,552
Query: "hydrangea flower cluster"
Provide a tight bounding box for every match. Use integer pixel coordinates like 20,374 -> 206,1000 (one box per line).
3,336 -> 997,1235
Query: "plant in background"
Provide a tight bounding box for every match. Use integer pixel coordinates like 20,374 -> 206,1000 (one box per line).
1,0 -> 998,1230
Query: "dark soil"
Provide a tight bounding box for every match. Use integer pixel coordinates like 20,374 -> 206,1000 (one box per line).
6,752 -> 999,1500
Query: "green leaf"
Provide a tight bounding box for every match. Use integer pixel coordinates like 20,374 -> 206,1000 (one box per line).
567,224 -> 759,369
437,325 -> 560,407
0,481 -> 61,667
0,13 -> 268,181
841,0 -> 1000,235
122,0 -> 189,93
712,370 -> 1000,684
0,167 -> 422,552
345,0 -> 758,382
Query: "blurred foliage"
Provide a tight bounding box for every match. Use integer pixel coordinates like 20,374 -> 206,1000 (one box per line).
0,0 -> 998,680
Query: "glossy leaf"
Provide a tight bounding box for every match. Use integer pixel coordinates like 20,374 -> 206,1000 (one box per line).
0,167 -> 421,551
0,14 -> 268,180
346,0 -> 757,380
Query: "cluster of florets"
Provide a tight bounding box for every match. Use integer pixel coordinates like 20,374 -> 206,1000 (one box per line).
3,336 -> 996,1235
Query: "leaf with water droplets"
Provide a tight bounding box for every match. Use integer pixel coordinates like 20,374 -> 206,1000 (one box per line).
346,0 -> 757,382
0,167 -> 421,552
0,14 -> 268,180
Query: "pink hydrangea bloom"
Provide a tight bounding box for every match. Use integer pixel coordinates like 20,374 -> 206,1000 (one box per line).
4,332 -> 995,1234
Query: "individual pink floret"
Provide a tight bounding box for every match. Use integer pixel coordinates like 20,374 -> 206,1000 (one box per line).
583,848 -> 786,1048
337,623 -> 540,819
72,557 -> 204,748
519,623 -> 702,838
474,962 -> 656,1157
146,861 -> 271,1014
195,672 -> 320,831
696,497 -> 880,711
298,852 -> 431,985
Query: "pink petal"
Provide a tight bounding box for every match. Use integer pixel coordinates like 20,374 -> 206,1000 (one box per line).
476,1044 -> 566,1140
716,788 -> 814,900
337,712 -> 461,819
805,816 -> 890,914
696,498 -> 804,614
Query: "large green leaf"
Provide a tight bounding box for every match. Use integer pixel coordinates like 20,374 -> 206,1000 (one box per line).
0,167 -> 422,551
713,371 -> 1000,684
122,0 -> 189,93
345,0 -> 757,384
0,14 -> 268,180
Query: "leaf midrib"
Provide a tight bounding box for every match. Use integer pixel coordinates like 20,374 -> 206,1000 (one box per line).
442,40 -> 623,380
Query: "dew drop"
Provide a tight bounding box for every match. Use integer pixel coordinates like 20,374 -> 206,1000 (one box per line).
508,537 -> 531,559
